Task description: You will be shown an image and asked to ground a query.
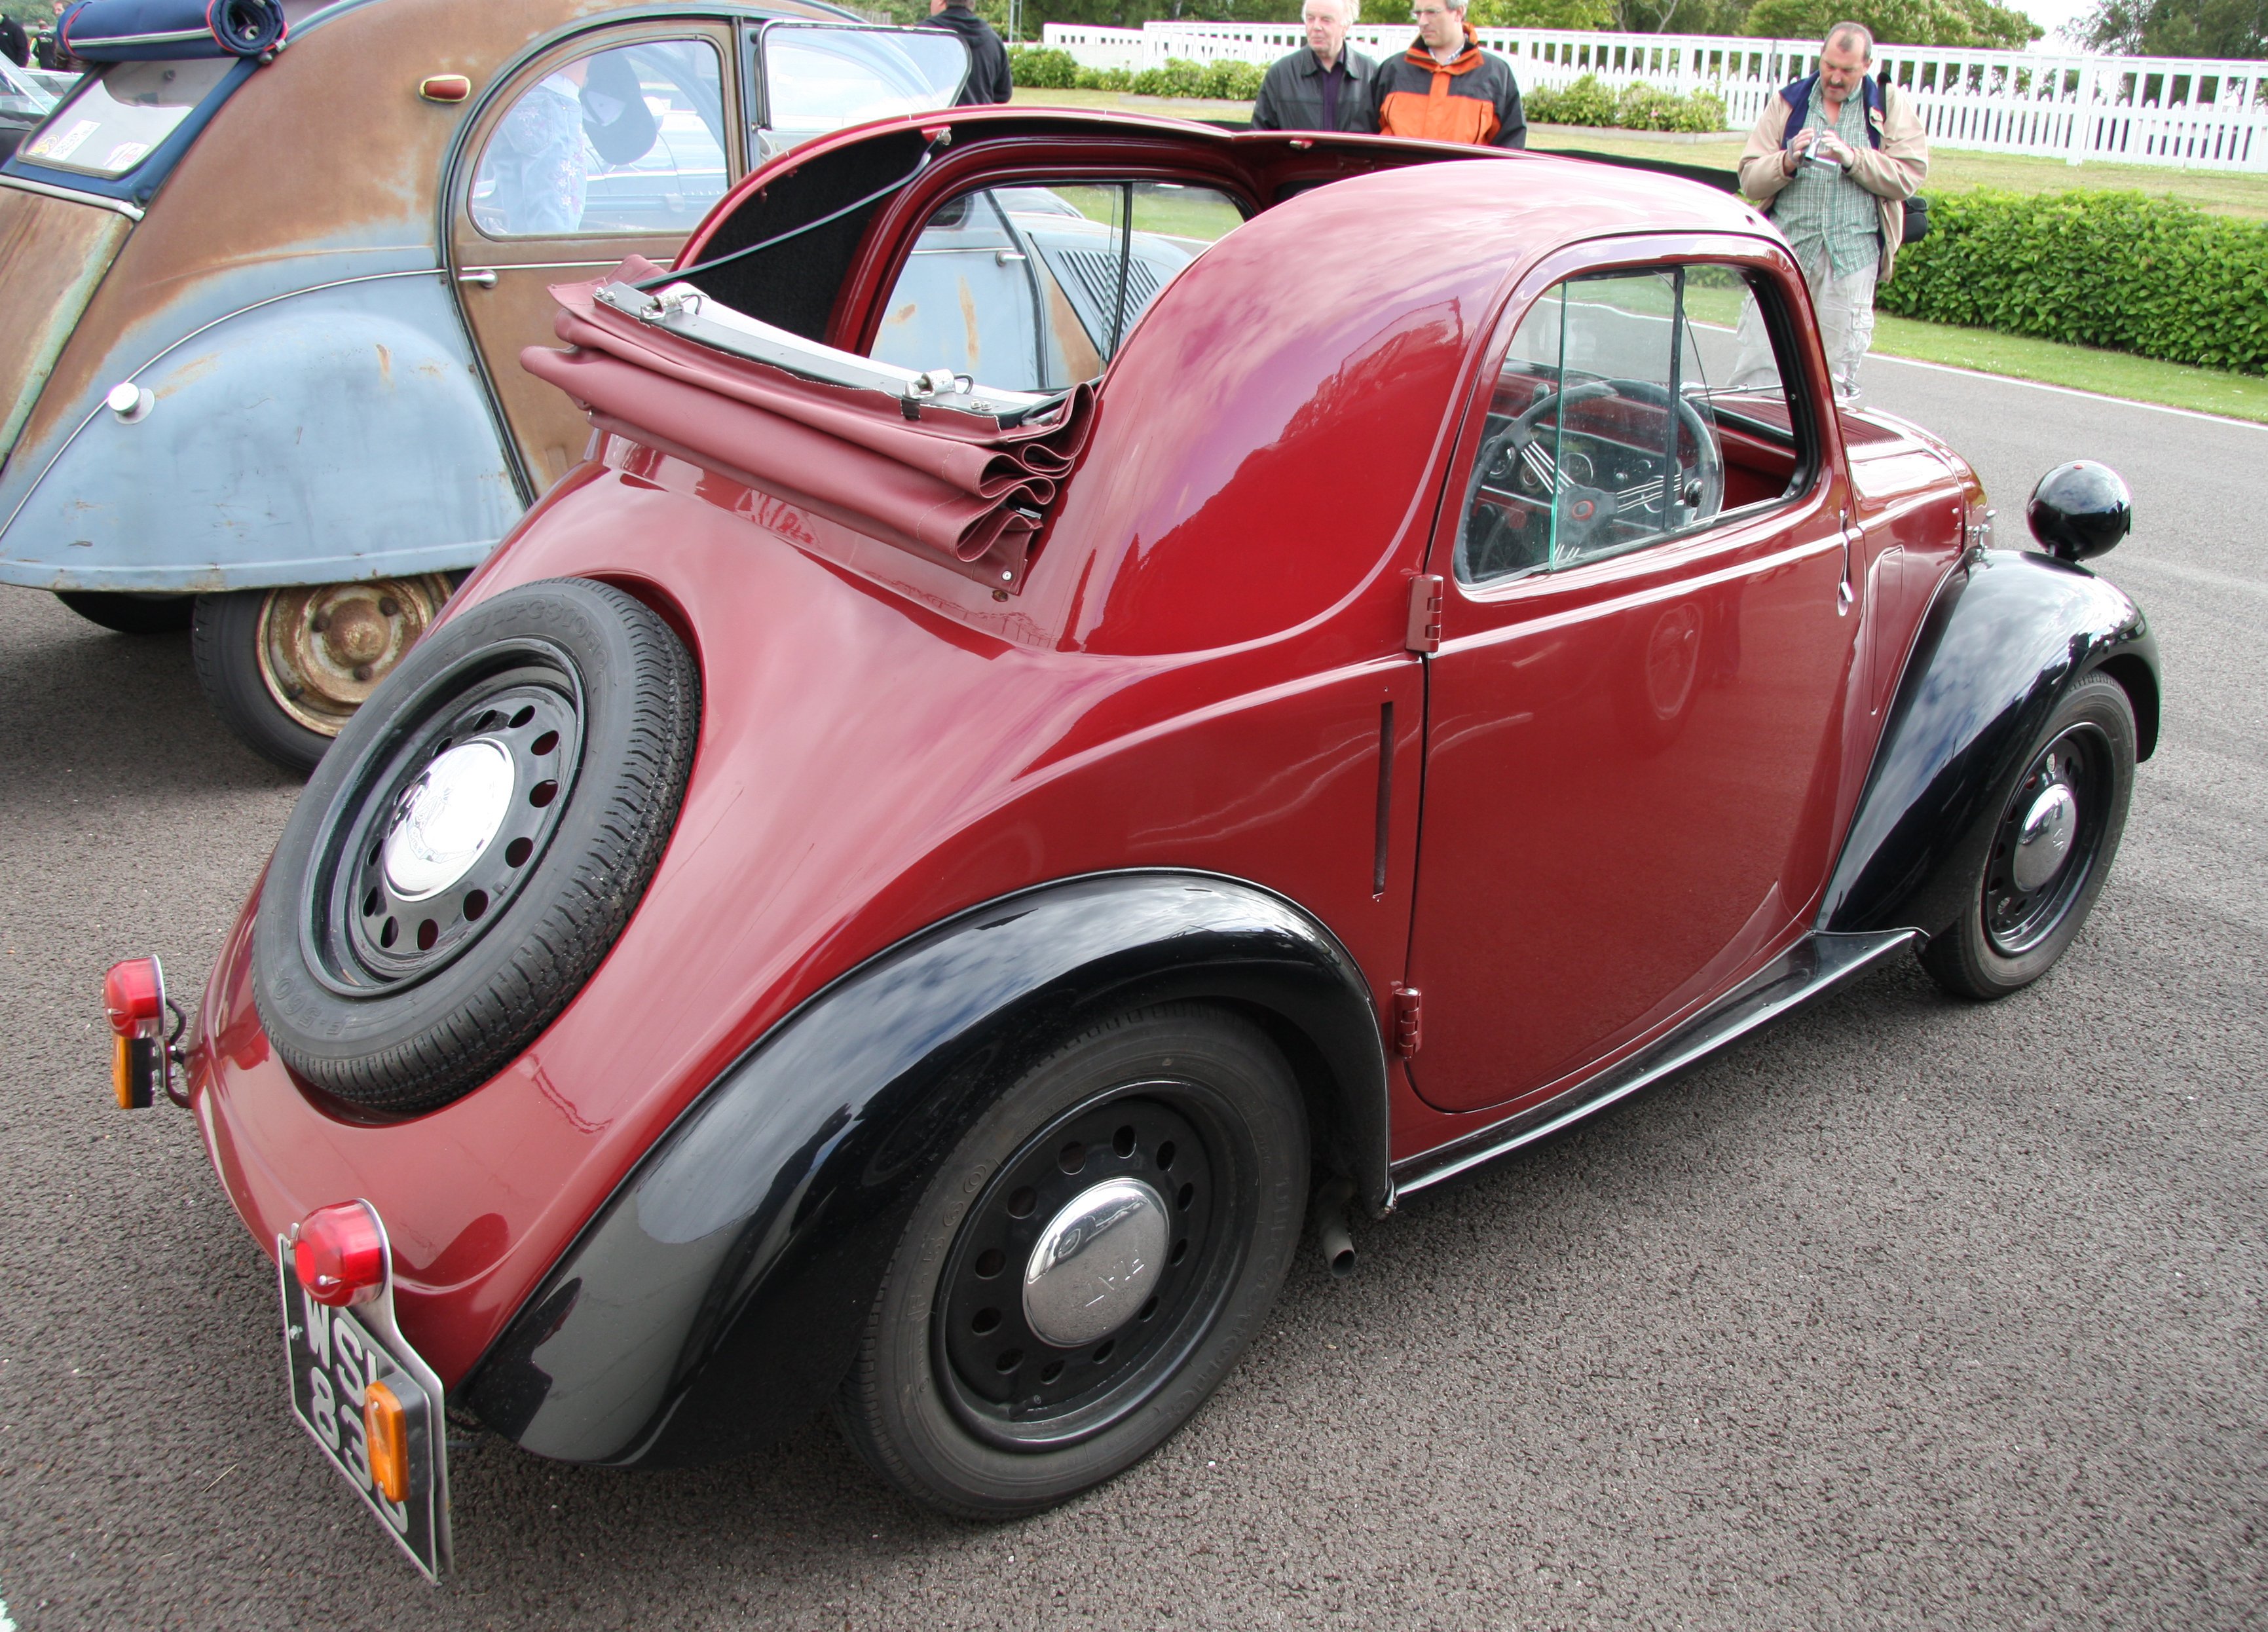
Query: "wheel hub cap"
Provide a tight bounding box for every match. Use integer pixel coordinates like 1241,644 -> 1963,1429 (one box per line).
2011,780 -> 2078,893
256,576 -> 454,735
382,739 -> 515,901
1022,1178 -> 1168,1348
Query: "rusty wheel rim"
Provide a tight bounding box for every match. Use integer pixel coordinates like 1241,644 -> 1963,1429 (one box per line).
256,576 -> 455,736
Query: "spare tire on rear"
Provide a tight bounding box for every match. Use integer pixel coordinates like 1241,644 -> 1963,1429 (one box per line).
253,578 -> 699,1115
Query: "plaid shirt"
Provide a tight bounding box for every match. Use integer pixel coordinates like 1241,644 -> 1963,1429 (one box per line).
1773,92 -> 1878,279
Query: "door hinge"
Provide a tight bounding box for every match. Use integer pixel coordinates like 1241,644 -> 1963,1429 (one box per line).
1404,574 -> 1443,654
1390,984 -> 1422,1058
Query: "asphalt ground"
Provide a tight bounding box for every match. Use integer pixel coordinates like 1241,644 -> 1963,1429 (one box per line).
0,360 -> 2261,1630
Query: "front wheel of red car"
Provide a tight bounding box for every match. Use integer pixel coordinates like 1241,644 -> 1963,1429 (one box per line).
252,578 -> 699,1114
1920,672 -> 2136,1001
834,1005 -> 1308,1519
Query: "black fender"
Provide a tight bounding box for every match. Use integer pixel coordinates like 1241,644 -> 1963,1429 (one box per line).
1819,547 -> 2159,937
460,870 -> 1388,1468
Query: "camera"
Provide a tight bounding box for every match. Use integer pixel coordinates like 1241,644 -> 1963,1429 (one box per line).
1802,145 -> 1844,172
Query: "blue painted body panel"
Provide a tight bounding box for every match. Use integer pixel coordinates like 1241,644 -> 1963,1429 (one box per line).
0,257 -> 521,592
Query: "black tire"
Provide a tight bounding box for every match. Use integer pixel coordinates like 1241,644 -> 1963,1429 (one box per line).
55,590 -> 193,635
834,1005 -> 1308,1519
193,589 -> 336,773
252,578 -> 699,1114
192,577 -> 457,775
1920,672 -> 2136,1001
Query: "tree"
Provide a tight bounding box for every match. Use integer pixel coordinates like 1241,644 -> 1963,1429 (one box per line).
1470,0 -> 1618,24
1741,0 -> 2041,46
1614,0 -> 1760,34
2067,0 -> 2267,56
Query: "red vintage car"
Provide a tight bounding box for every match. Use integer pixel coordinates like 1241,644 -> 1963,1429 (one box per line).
107,106 -> 2157,1577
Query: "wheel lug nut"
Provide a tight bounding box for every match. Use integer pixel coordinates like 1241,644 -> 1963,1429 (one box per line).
310,613 -> 329,633
352,663 -> 373,682
379,597 -> 400,618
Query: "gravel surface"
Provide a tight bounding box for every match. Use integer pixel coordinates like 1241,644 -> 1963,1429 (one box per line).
0,361 -> 2261,1631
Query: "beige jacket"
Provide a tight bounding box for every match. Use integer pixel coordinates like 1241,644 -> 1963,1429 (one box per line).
1739,79 -> 1928,281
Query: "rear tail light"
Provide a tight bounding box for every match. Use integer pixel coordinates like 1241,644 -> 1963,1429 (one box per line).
103,957 -> 172,1109
292,1201 -> 386,1308
364,1381 -> 411,1502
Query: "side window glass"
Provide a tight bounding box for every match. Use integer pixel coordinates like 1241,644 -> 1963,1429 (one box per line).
471,39 -> 724,238
754,24 -> 969,163
1457,264 -> 1805,587
868,181 -> 1244,392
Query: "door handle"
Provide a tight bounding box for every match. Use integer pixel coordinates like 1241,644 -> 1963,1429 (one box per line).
456,269 -> 498,289
1836,509 -> 1855,616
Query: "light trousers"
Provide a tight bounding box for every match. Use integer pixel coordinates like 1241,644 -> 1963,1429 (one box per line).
1732,249 -> 1879,403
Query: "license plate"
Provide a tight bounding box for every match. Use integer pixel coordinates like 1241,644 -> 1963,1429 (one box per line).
277,1240 -> 452,1580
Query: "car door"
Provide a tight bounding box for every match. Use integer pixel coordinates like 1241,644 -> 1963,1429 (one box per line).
451,20 -> 743,491
1404,245 -> 1862,1115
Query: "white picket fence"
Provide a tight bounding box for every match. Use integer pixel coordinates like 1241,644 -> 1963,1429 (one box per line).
1036,21 -> 2268,170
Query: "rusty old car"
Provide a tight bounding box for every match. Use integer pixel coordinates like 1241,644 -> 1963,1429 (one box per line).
103,107 -> 2155,1576
1,0 -> 965,768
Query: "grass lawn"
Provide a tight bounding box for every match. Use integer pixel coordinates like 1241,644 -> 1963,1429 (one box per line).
1013,92 -> 2268,219
1009,88 -> 2268,422
1523,124 -> 2268,220
1869,316 -> 2268,421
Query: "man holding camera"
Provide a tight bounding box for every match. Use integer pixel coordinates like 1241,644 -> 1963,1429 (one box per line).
1737,22 -> 1927,403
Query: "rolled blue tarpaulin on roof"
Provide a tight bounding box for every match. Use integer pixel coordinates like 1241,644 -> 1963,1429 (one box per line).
58,0 -> 287,61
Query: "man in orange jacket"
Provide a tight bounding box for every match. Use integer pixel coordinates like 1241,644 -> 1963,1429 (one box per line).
1371,1 -> 1525,147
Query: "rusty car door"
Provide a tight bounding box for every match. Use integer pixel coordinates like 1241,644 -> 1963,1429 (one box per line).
1404,247 -> 1865,1117
449,18 -> 745,492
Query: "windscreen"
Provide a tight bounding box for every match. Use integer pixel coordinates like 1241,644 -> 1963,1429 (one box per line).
758,24 -> 967,160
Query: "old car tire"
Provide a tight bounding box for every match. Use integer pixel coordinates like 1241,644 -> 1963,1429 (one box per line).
1920,672 -> 2136,1001
54,591 -> 193,635
192,576 -> 457,774
252,578 -> 699,1114
834,1005 -> 1308,1519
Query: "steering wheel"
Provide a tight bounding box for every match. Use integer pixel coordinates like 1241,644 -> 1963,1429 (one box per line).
1456,378 -> 1726,583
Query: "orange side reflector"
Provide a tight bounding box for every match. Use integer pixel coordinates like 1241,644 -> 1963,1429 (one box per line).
418,74 -> 471,103
112,1035 -> 132,1108
365,1382 -> 409,1503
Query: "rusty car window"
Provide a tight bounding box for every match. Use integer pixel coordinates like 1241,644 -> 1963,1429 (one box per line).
869,181 -> 1246,392
470,39 -> 725,238
17,57 -> 229,178
1456,263 -> 1805,587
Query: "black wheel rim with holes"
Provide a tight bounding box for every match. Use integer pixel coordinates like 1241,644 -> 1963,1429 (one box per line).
1982,720 -> 2111,957
935,1083 -> 1246,1451
304,640 -> 585,996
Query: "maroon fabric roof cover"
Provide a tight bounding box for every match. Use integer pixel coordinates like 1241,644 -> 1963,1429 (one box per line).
521,259 -> 1096,589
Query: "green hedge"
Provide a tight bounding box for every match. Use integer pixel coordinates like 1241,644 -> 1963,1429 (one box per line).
1879,189 -> 2268,376
1007,46 -> 1264,102
1524,74 -> 1726,134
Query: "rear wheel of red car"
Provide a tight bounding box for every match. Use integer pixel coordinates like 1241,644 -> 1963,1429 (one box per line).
252,578 -> 699,1115
1920,673 -> 2136,1001
834,1005 -> 1307,1519
191,575 -> 456,774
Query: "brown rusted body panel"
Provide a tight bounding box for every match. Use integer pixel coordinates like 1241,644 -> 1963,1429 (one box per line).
20,0 -> 635,459
17,0 -> 847,482
0,187 -> 130,460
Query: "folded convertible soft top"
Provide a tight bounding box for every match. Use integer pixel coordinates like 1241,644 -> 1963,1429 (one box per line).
523,259 -> 1096,589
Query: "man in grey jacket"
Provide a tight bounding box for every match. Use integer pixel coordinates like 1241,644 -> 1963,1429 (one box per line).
1251,0 -> 1375,134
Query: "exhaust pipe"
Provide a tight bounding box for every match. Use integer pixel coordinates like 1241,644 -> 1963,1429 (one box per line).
1314,1175 -> 1356,1278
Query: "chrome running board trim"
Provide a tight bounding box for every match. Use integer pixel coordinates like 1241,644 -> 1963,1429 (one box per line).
1389,929 -> 1917,1200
